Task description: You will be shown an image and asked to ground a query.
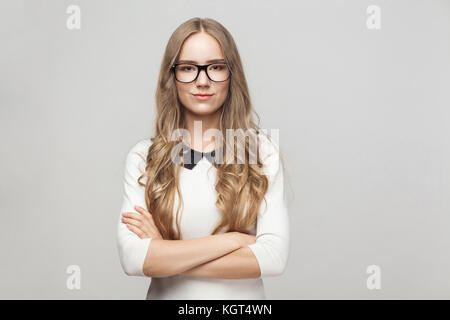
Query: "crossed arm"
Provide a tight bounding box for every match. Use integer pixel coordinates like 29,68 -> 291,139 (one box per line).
117,137 -> 289,280
121,205 -> 261,279
180,246 -> 261,279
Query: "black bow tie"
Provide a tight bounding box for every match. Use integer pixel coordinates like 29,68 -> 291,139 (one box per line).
181,142 -> 219,170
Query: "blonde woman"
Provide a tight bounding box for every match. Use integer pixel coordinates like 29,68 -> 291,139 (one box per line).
117,17 -> 290,300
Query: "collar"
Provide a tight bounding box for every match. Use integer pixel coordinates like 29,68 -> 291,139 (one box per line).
181,141 -> 221,170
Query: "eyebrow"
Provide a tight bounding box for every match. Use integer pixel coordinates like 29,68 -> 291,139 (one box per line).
177,59 -> 226,64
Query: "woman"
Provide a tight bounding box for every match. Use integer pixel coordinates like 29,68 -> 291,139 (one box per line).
117,17 -> 290,300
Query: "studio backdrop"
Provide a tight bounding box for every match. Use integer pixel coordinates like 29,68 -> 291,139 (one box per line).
1,0 -> 449,299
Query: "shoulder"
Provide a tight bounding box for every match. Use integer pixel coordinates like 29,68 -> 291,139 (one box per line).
127,138 -> 152,157
257,132 -> 281,177
258,132 -> 279,160
125,138 -> 152,172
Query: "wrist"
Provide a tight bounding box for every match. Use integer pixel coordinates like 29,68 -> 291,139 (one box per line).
228,231 -> 243,249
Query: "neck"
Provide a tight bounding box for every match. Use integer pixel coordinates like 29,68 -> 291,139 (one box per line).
182,108 -> 222,152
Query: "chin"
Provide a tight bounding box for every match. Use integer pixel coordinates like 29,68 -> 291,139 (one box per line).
184,103 -> 220,115
190,106 -> 216,115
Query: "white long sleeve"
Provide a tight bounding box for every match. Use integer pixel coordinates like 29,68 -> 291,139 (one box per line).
117,139 -> 152,277
117,135 -> 290,298
247,135 -> 290,278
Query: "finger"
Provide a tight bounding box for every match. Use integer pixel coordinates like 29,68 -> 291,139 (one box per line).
135,205 -> 152,217
126,224 -> 144,238
122,217 -> 142,228
122,212 -> 142,221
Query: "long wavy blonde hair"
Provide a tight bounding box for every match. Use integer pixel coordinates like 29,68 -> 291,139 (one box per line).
138,17 -> 283,240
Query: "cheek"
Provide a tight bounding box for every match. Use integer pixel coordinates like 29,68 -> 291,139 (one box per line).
176,84 -> 188,95
216,83 -> 230,101
176,85 -> 191,103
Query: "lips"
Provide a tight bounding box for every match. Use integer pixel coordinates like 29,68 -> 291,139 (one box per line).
193,93 -> 213,101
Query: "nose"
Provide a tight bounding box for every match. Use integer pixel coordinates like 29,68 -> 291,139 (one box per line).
195,69 -> 210,86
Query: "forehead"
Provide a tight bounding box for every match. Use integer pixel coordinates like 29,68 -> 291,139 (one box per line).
178,32 -> 225,63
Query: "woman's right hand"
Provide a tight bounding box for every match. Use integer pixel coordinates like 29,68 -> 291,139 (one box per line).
122,205 -> 163,240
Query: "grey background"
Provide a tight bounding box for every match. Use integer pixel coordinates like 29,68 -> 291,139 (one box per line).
1,0 -> 449,299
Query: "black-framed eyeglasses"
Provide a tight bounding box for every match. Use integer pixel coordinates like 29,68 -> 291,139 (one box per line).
171,62 -> 231,83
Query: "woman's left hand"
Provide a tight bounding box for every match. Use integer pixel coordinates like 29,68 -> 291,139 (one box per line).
122,206 -> 163,240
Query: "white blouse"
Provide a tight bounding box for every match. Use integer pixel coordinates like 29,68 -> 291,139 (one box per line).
116,133 -> 290,299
